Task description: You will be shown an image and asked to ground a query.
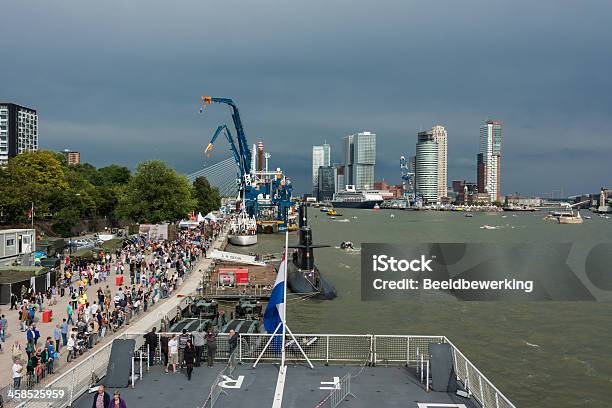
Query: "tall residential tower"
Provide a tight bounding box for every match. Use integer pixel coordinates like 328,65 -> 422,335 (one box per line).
415,125 -> 447,203
312,143 -> 331,194
343,131 -> 376,190
0,102 -> 38,166
415,131 -> 439,203
477,120 -> 502,202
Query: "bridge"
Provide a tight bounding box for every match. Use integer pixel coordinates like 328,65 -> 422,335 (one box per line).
187,157 -> 239,198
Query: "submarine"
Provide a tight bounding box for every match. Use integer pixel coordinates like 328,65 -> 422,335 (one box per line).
286,204 -> 337,300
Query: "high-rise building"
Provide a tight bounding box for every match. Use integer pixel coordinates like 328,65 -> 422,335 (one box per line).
317,166 -> 335,201
477,120 -> 502,202
312,143 -> 331,194
0,103 -> 38,166
415,131 -> 439,203
63,149 -> 81,165
343,131 -> 376,190
334,164 -> 345,193
431,125 -> 448,200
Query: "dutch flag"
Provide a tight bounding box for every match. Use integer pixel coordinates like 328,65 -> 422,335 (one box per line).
264,251 -> 286,334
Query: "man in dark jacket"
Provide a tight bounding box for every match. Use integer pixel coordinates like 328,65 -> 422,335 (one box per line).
143,327 -> 158,365
183,340 -> 196,381
160,335 -> 169,367
91,385 -> 110,408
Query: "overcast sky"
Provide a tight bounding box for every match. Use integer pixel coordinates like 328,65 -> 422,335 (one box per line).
2,0 -> 611,196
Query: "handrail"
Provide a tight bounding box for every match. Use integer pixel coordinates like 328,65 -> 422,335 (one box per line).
14,332 -> 516,408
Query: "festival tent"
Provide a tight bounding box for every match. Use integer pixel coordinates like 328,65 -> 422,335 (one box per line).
204,212 -> 218,222
0,266 -> 56,304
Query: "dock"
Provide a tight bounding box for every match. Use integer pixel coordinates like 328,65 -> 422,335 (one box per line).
201,260 -> 276,300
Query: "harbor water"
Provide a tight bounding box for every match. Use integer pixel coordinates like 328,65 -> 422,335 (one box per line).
227,209 -> 612,408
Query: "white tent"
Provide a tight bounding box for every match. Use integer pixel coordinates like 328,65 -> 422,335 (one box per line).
204,212 -> 218,222
197,212 -> 205,222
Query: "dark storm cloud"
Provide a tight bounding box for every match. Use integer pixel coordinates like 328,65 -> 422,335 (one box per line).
2,0 -> 611,195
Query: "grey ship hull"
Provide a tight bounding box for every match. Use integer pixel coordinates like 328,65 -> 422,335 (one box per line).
287,262 -> 337,300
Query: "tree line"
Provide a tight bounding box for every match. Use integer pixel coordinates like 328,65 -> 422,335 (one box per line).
0,151 -> 221,236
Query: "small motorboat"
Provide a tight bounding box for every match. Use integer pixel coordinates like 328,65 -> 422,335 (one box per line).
327,209 -> 342,216
465,213 -> 473,218
373,204 -> 380,211
480,225 -> 498,230
340,241 -> 355,250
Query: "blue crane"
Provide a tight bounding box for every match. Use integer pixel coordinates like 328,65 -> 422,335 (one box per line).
204,124 -> 242,180
200,96 -> 252,176
200,96 -> 295,229
400,155 -> 415,203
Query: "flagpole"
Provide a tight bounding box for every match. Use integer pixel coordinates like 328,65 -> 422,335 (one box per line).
280,229 -> 288,367
31,202 -> 34,229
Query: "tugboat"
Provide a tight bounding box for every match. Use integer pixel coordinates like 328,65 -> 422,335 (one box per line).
287,204 -> 337,300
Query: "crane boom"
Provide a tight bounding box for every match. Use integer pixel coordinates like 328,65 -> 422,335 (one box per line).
200,96 -> 252,173
206,124 -> 243,178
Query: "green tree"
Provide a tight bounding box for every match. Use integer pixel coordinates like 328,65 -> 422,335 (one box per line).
0,151 -> 68,222
193,176 -> 221,215
97,165 -> 131,186
117,160 -> 196,223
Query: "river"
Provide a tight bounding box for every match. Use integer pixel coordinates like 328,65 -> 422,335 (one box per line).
227,208 -> 612,408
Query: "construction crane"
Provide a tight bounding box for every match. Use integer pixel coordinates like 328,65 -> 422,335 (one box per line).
400,155 -> 415,204
204,124 -> 242,181
200,96 -> 252,178
199,96 -> 294,230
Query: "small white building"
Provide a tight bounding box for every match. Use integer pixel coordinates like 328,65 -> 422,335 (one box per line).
0,229 -> 36,265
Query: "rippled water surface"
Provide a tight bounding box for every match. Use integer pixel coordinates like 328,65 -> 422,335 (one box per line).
227,209 -> 612,408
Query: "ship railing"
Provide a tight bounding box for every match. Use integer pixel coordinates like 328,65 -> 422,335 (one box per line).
314,372 -> 354,408
15,339 -> 115,408
238,333 -> 372,364
14,333 -> 516,408
445,337 -> 516,408
373,335 -> 516,408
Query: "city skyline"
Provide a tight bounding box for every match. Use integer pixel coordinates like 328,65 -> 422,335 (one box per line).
2,1 -> 611,196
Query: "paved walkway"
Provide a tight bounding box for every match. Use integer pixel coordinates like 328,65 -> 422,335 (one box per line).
0,228 -> 228,388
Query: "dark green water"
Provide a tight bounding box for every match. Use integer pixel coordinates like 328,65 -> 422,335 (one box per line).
227,209 -> 612,408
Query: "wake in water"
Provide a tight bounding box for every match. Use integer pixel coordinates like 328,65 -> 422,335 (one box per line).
522,340 -> 541,348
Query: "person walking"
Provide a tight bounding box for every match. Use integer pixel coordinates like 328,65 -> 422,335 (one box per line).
12,360 -> 23,390
143,327 -> 158,365
92,385 -> 110,408
205,328 -> 217,367
67,335 -> 75,362
67,303 -> 75,325
183,340 -> 195,381
0,314 -> 8,342
61,319 -> 69,346
191,327 -> 204,367
166,334 -> 178,373
53,324 -> 62,352
178,329 -> 190,369
159,333 -> 169,367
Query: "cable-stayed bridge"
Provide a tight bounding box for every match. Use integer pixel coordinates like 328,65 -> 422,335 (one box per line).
187,157 -> 239,197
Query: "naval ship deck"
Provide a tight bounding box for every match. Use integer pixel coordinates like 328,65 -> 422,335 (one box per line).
17,333 -> 516,408
72,363 -> 481,408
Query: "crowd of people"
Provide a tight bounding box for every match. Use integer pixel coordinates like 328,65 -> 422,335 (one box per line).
8,220 -> 225,395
